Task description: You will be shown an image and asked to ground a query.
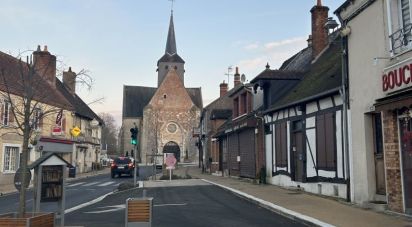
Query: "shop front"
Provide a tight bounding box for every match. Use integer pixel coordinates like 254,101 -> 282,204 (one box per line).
375,58 -> 412,214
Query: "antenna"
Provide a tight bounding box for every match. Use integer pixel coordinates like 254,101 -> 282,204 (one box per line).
224,66 -> 233,84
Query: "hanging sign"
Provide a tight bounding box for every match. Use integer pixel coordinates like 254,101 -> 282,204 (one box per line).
71,127 -> 81,137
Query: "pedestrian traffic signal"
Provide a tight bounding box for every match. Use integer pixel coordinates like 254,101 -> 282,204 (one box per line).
130,127 -> 138,145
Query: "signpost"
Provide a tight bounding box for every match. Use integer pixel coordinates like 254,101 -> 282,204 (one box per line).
165,153 -> 176,181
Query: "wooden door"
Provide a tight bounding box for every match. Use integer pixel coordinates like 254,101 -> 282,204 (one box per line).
400,117 -> 412,214
291,121 -> 305,182
373,113 -> 386,195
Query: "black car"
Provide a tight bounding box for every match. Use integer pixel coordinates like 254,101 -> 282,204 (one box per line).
110,157 -> 138,178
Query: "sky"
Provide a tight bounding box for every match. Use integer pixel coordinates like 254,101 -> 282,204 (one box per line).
0,0 -> 344,126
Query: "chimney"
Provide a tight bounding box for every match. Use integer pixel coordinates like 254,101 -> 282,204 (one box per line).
310,0 -> 329,58
234,66 -> 241,87
33,45 -> 56,88
219,80 -> 228,97
63,67 -> 77,95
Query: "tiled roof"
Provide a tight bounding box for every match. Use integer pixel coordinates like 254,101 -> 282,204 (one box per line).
210,109 -> 232,120
56,80 -> 103,123
123,85 -> 202,118
0,51 -> 73,110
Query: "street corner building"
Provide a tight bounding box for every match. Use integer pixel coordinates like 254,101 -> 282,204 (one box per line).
121,12 -> 202,164
336,0 -> 412,215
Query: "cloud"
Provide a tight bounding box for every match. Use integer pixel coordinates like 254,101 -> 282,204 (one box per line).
236,36 -> 308,77
264,37 -> 307,50
244,42 -> 260,50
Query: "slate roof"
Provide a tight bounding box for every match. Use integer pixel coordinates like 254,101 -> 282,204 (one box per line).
210,109 -> 232,120
280,47 -> 312,71
0,51 -> 73,110
123,85 -> 202,118
157,53 -> 185,65
268,41 -> 342,111
56,80 -> 103,123
28,152 -> 73,169
250,70 -> 304,83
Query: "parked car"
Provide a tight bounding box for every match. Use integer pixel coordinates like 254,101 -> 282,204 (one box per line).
110,157 -> 138,178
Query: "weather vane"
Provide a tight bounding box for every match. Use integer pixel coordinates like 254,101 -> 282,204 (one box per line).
169,0 -> 175,13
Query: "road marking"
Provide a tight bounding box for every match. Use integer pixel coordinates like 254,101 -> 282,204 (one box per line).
97,181 -> 115,187
82,181 -> 100,186
84,205 -> 125,214
154,203 -> 187,207
65,191 -> 113,214
67,182 -> 85,187
201,179 -> 335,227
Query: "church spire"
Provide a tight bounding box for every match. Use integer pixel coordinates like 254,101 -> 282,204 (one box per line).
165,12 -> 177,55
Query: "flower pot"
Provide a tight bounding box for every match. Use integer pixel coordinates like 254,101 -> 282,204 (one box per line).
0,212 -> 54,227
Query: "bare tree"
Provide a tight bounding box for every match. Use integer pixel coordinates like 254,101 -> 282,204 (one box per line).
0,47 -> 93,216
99,113 -> 118,155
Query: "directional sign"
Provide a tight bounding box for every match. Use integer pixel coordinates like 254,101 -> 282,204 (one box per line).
14,168 -> 32,191
71,126 -> 81,137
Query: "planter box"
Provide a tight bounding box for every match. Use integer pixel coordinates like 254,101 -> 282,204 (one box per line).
0,212 -> 54,227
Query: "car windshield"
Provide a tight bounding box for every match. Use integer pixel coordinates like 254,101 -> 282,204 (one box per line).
114,157 -> 131,164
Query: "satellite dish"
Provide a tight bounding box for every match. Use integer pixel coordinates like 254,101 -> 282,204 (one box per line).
241,74 -> 246,83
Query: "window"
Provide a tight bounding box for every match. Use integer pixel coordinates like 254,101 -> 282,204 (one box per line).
1,100 -> 13,126
233,98 -> 239,117
373,113 -> 384,154
32,108 -> 42,130
388,0 -> 412,54
275,122 -> 288,167
316,112 -> 336,170
240,93 -> 247,114
3,145 -> 20,172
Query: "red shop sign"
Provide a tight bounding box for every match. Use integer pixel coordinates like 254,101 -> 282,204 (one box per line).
382,60 -> 412,93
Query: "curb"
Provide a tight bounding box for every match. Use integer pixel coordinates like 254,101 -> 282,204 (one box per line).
201,179 -> 335,227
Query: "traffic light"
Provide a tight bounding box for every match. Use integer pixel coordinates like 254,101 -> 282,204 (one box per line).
130,127 -> 138,145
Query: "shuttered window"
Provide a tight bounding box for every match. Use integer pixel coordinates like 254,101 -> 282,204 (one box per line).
1,101 -> 11,126
316,112 -> 336,170
275,122 -> 287,167
3,146 -> 20,172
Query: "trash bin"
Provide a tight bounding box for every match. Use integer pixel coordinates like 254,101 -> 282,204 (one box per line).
69,167 -> 76,178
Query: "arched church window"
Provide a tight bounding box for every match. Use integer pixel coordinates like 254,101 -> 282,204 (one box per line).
174,66 -> 177,70
165,65 -> 169,70
163,94 -> 167,99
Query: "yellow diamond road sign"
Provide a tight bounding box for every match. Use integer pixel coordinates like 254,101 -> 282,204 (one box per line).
71,127 -> 81,137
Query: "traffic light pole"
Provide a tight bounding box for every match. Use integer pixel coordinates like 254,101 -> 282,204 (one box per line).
134,143 -> 137,187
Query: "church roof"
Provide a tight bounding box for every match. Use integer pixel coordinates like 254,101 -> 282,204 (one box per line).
122,85 -> 202,118
157,12 -> 185,65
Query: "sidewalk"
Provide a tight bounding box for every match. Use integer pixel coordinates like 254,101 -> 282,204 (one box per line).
172,165 -> 411,227
0,167 -> 110,196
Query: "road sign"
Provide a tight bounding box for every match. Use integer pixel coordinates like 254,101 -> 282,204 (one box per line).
165,153 -> 176,170
14,168 -> 32,191
71,126 -> 81,137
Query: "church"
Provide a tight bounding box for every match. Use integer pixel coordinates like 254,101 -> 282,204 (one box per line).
121,11 -> 202,164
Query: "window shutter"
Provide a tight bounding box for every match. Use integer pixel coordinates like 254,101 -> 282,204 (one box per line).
281,122 -> 287,167
39,112 -> 43,129
275,124 -> 281,166
325,113 -> 336,169
316,114 -> 326,169
9,107 -> 14,124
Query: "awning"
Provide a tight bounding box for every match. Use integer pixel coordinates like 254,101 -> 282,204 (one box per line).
374,89 -> 412,111
37,137 -> 74,153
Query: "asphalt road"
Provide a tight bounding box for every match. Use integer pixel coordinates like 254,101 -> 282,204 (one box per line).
0,166 -> 157,214
65,180 -> 305,227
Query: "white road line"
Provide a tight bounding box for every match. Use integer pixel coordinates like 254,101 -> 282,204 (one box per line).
65,191 -> 113,214
97,181 -> 115,187
67,182 -> 85,187
82,182 -> 100,187
154,203 -> 187,207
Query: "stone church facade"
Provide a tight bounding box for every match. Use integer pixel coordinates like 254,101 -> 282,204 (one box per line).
121,12 -> 202,164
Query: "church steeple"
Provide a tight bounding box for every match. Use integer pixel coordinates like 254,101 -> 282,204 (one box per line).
157,10 -> 185,87
165,12 -> 177,56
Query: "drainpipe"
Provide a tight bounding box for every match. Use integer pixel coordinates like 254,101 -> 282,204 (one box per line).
340,23 -> 351,202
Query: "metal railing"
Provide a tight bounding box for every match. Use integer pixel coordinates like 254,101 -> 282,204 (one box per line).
390,23 -> 412,55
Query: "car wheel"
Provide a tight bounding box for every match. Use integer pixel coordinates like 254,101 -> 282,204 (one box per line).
111,172 -> 115,178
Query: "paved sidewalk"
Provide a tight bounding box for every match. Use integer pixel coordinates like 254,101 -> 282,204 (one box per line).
0,167 -> 110,196
172,165 -> 411,227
